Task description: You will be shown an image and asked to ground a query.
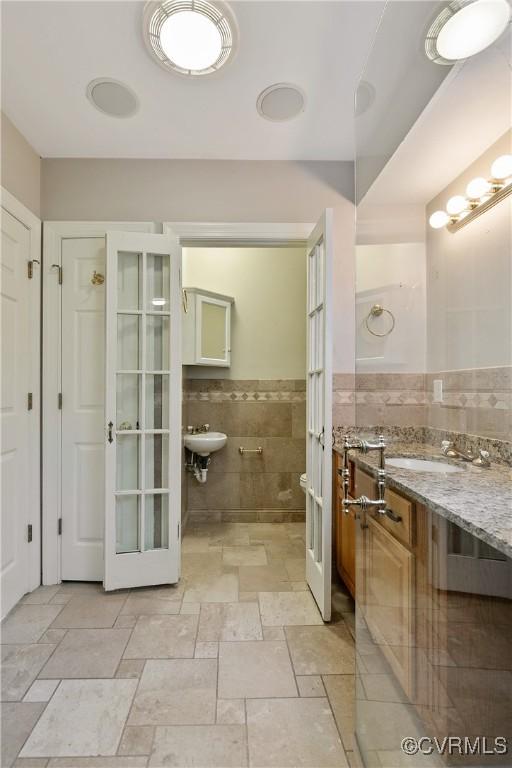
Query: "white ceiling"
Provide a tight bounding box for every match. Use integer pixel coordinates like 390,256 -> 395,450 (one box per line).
360,26 -> 512,209
1,0 -> 384,160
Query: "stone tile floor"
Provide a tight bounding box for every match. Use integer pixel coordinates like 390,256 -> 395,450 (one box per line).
1,521 -> 356,767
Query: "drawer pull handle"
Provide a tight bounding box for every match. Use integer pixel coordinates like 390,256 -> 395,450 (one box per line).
385,508 -> 402,524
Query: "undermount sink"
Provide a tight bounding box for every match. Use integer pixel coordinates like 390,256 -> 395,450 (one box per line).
387,457 -> 463,474
184,431 -> 227,457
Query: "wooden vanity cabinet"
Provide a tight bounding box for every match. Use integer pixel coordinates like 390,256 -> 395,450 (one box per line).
332,451 -> 356,598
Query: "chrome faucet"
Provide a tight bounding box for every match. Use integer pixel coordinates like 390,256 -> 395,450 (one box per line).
441,440 -> 491,468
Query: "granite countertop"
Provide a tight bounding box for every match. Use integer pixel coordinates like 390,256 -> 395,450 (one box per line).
333,440 -> 512,558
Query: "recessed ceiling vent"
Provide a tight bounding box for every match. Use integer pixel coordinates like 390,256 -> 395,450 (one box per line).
256,83 -> 306,122
86,78 -> 139,118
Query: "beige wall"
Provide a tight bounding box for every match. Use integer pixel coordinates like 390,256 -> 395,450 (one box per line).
41,157 -> 355,374
183,247 -> 306,380
1,112 -> 41,216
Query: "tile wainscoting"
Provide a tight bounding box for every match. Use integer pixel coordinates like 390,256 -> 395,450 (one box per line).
333,367 -> 512,464
184,380 -> 306,523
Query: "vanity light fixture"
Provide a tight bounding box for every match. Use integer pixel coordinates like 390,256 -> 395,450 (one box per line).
425,0 -> 511,65
143,0 -> 238,76
429,152 -> 512,232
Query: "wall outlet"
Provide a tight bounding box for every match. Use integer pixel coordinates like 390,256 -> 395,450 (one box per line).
433,379 -> 443,403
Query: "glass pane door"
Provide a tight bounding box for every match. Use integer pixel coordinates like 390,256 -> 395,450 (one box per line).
105,232 -> 181,590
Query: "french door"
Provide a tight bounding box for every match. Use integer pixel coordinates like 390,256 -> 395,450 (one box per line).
104,232 -> 181,590
305,210 -> 333,621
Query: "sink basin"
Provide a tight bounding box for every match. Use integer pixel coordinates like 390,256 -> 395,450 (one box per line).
387,457 -> 463,474
184,431 -> 227,456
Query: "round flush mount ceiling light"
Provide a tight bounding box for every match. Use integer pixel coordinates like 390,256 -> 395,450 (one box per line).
425,0 -> 511,65
256,83 -> 306,122
86,78 -> 139,118
143,0 -> 238,76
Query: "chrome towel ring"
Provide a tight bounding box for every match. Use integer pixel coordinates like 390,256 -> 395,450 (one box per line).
365,304 -> 395,337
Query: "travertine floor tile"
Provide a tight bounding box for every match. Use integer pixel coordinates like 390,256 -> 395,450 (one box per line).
222,546 -> 267,567
20,679 -> 137,758
1,702 -> 45,767
216,699 -> 245,724
123,615 -> 197,659
51,597 -> 124,629
322,674 -> 355,751
198,603 -> 262,642
195,641 -> 219,658
183,573 -> 238,604
13,758 -> 49,767
149,725 -> 248,767
239,564 -> 291,593
180,602 -> 200,615
285,625 -> 354,674
218,641 -> 297,699
262,627 -> 285,641
284,558 -> 306,581
117,726 -> 155,756
23,679 -> 60,703
246,698 -> 347,767
21,586 -> 61,605
1,605 -> 64,644
119,597 -> 180,617
129,659 -> 217,726
38,629 -> 67,645
258,591 -> 322,626
40,629 -> 131,678
296,675 -> 326,697
1,644 -> 55,701
115,660 -> 145,679
47,759 -> 146,767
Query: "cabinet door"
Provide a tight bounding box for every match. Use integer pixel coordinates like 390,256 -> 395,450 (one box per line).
340,504 -> 356,597
365,516 -> 414,698
195,294 -> 231,366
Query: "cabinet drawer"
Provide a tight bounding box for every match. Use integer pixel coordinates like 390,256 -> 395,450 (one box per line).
381,488 -> 415,548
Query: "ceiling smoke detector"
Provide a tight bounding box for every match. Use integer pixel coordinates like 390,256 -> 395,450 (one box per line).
143,0 -> 238,76
87,78 -> 139,118
256,83 -> 306,122
425,0 -> 511,64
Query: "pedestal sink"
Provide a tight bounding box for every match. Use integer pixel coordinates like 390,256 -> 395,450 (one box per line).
387,457 -> 463,473
184,432 -> 227,457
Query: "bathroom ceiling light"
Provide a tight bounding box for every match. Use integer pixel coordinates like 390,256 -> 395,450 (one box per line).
143,0 -> 238,76
491,154 -> 512,180
86,78 -> 139,118
466,177 -> 491,199
429,149 -> 512,232
425,0 -> 511,65
256,84 -> 306,122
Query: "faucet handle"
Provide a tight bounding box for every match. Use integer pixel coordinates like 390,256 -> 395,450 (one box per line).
441,440 -> 452,454
473,449 -> 491,468
203,423 -> 210,432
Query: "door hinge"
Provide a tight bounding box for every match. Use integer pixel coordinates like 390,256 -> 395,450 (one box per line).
51,264 -> 63,284
178,523 -> 180,539
27,259 -> 40,279
27,392 -> 33,411
27,524 -> 33,542
58,518 -> 62,535
58,393 -> 62,410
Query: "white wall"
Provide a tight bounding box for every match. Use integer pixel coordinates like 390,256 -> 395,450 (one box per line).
1,111 -> 41,216
356,242 -> 426,372
426,131 -> 512,372
183,246 -> 306,380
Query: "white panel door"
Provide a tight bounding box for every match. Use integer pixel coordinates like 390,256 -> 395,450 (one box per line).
104,232 -> 181,590
61,237 -> 106,580
1,209 -> 37,615
305,209 -> 333,621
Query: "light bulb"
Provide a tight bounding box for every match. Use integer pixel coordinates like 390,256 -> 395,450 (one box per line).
446,195 -> 468,215
491,154 -> 512,180
466,177 -> 491,199
436,0 -> 511,61
429,210 -> 450,229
